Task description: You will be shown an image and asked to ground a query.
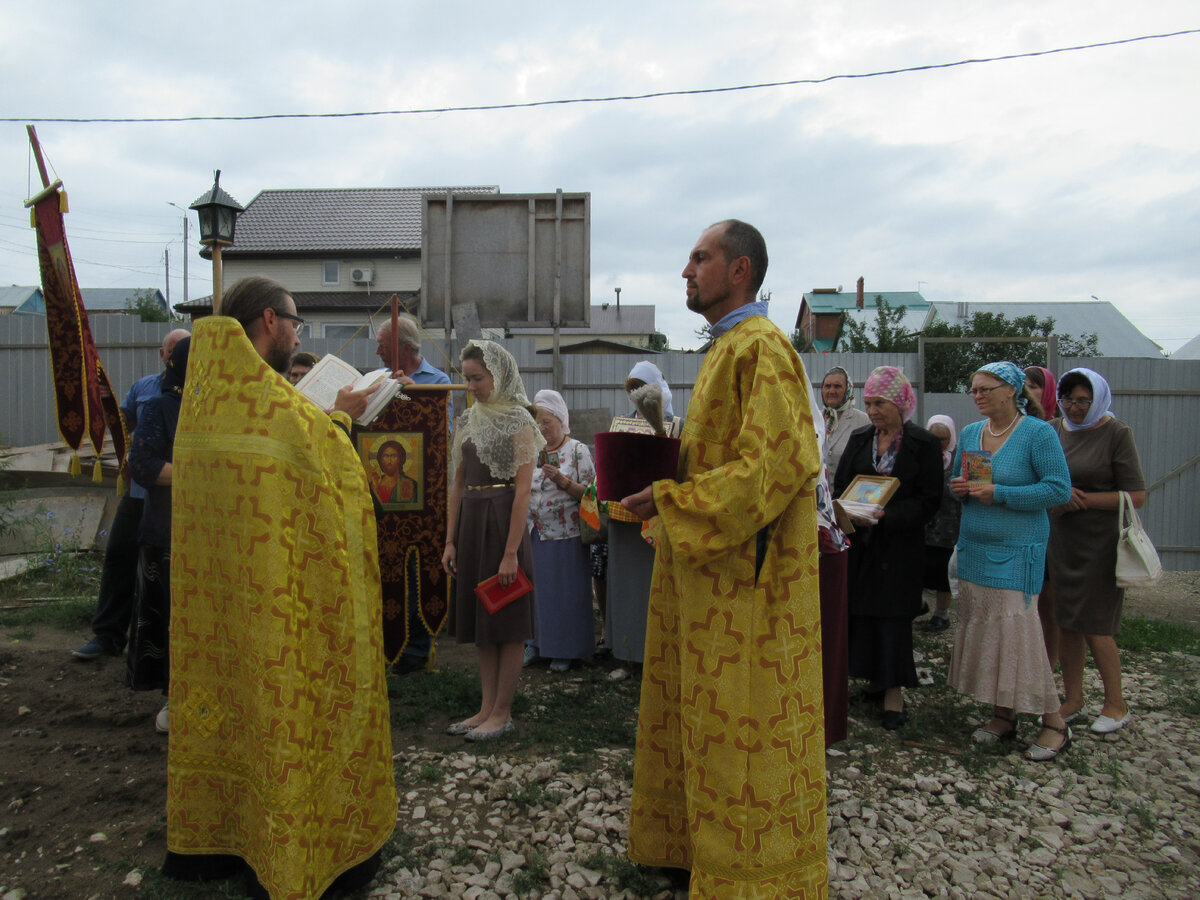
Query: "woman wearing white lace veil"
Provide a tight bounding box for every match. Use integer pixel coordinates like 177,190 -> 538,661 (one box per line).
442,340 -> 545,741
604,360 -> 678,663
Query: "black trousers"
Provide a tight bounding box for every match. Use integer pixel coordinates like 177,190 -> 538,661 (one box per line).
89,494 -> 144,652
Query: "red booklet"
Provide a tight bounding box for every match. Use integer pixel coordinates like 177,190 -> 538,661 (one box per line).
474,568 -> 533,615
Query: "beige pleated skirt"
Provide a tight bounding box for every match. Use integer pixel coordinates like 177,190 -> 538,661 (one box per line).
949,580 -> 1059,715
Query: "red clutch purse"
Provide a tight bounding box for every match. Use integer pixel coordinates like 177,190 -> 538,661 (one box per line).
474,568 -> 533,615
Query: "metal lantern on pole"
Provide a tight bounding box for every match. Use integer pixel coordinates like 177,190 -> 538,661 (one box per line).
189,170 -> 243,316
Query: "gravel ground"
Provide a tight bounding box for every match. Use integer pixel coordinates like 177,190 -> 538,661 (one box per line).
364,623 -> 1200,899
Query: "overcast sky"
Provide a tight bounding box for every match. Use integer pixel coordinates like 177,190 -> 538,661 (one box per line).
2,1 -> 1198,353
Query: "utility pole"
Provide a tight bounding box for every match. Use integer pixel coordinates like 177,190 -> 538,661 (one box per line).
182,213 -> 188,308
164,247 -> 170,305
167,202 -> 190,312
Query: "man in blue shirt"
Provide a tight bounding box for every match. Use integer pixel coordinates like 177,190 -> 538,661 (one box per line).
375,314 -> 451,673
72,328 -> 189,659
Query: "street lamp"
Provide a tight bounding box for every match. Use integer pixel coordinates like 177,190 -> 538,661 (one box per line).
189,170 -> 243,315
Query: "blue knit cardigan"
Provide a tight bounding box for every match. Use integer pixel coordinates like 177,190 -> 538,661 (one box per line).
953,416 -> 1071,599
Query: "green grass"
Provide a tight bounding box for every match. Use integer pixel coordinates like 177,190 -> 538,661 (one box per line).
0,595 -> 93,632
580,850 -> 664,895
387,666 -> 480,731
104,856 -> 253,899
515,667 -> 640,753
511,850 -> 550,898
1157,655 -> 1200,716
1120,616 -> 1200,654
508,782 -> 564,808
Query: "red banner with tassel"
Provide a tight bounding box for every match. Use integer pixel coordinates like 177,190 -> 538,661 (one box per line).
25,127 -> 127,481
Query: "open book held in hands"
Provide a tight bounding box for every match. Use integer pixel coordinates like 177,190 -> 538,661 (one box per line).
293,355 -> 401,425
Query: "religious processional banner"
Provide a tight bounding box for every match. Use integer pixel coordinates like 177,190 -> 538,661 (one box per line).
29,185 -> 125,476
354,387 -> 453,662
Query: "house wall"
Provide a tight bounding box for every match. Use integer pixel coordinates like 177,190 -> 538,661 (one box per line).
3,321 -> 1197,571
222,256 -> 422,293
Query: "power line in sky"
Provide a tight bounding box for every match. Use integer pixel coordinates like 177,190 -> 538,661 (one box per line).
4,28 -> 1197,125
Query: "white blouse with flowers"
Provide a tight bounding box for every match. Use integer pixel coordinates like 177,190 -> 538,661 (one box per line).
528,438 -> 597,541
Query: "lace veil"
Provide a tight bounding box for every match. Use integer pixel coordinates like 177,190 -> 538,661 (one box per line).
451,340 -> 545,481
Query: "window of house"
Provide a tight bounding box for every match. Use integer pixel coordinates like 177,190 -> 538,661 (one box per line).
323,325 -> 362,345
322,261 -> 340,285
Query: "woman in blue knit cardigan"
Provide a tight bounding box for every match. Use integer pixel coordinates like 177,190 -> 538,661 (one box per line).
947,362 -> 1072,762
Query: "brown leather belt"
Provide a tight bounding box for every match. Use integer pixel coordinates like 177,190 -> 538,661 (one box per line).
466,483 -> 515,491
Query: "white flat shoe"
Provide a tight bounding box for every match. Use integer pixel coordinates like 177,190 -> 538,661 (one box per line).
1090,711 -> 1132,734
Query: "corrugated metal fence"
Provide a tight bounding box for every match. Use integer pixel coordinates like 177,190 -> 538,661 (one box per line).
3,319 -> 1197,569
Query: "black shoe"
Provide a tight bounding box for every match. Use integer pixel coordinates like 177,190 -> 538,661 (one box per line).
920,615 -> 951,633
882,709 -> 907,731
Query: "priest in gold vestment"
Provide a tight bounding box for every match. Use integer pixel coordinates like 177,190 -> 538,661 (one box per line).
164,278 -> 396,900
622,222 -> 827,898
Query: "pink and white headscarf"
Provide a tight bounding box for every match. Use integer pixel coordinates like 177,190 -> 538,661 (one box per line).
863,366 -> 917,422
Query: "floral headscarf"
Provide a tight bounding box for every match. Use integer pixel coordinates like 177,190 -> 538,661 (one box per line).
863,366 -> 917,422
976,361 -> 1027,412
451,340 -> 544,480
1058,367 -> 1114,431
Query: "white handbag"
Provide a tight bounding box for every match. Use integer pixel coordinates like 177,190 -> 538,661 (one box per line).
1115,491 -> 1162,588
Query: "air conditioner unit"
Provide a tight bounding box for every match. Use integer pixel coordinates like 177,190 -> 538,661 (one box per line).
350,266 -> 375,284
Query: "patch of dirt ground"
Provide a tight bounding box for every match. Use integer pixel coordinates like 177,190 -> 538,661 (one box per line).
0,572 -> 1196,899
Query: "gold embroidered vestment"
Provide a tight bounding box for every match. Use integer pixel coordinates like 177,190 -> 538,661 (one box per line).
628,315 -> 828,898
167,318 -> 396,900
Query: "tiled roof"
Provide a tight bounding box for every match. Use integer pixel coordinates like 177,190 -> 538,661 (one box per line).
223,187 -> 500,254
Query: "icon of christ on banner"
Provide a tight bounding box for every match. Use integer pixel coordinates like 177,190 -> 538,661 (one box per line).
360,432 -> 424,511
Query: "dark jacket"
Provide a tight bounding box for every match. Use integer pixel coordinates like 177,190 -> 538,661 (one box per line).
834,421 -> 944,617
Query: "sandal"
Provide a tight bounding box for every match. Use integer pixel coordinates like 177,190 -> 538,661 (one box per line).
1024,723 -> 1072,762
971,710 -> 1018,744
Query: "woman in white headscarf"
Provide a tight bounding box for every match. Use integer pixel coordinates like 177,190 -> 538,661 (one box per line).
524,389 -> 597,673
1048,368 -> 1146,736
604,361 -> 677,663
442,341 -> 545,741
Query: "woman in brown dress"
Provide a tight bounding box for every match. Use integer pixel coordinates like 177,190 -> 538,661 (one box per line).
442,341 -> 544,741
1049,368 -> 1147,735
1024,365 -> 1061,667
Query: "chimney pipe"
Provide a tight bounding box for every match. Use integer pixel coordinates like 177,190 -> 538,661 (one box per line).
856,276 -> 864,310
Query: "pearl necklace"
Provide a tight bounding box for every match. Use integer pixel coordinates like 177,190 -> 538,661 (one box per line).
986,413 -> 1020,438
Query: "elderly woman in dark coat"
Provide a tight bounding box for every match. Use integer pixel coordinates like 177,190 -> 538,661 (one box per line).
834,366 -> 944,730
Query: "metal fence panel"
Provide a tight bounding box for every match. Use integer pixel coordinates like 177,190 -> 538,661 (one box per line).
3,320 -> 1197,569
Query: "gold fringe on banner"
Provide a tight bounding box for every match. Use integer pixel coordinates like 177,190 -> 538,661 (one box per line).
69,454 -> 81,476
